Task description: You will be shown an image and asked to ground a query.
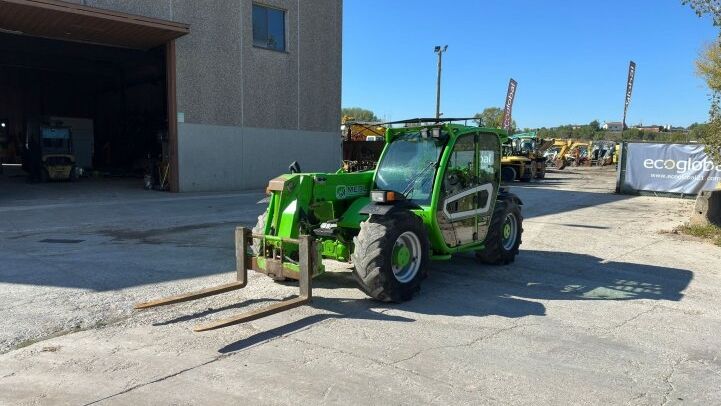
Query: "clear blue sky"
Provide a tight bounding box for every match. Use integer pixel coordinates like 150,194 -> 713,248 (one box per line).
341,0 -> 718,128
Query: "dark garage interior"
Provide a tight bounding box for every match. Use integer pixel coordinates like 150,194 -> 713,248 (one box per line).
0,32 -> 169,186
0,0 -> 188,193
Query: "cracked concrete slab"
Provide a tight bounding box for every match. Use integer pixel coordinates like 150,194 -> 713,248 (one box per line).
1,168 -> 720,405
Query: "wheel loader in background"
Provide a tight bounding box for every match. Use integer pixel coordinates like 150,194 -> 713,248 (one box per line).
341,117 -> 386,172
500,131 -> 554,182
136,118 -> 524,331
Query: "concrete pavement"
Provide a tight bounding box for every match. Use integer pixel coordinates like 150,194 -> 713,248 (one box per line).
1,168 -> 720,405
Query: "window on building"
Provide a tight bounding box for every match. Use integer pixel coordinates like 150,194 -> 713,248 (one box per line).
252,4 -> 286,52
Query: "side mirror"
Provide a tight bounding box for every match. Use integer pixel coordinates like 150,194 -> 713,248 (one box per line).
289,161 -> 301,174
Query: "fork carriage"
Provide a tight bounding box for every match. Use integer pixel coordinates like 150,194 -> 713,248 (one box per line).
135,227 -> 314,331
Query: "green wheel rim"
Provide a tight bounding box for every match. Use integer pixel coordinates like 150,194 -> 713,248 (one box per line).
391,231 -> 422,283
502,213 -> 518,251
393,245 -> 411,268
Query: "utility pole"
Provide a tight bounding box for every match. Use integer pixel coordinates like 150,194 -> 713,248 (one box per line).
434,45 -> 448,120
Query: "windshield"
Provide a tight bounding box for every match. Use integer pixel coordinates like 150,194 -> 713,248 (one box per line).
374,131 -> 444,205
512,138 -> 534,154
40,128 -> 71,154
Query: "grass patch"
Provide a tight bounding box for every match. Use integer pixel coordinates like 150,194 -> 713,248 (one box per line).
676,223 -> 721,246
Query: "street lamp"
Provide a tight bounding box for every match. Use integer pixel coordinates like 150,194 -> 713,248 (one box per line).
434,45 -> 448,120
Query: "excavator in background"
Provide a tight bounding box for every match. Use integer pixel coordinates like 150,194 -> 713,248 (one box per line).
341,116 -> 386,172
589,140 -> 617,166
500,131 -> 554,182
543,139 -> 570,169
544,139 -> 592,169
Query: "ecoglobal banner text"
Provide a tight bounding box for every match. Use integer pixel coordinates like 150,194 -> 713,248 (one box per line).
622,143 -> 721,195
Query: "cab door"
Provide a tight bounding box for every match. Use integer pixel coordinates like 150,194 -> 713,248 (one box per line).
437,132 -> 498,248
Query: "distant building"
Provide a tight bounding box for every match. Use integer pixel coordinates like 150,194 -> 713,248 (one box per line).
634,125 -> 663,133
602,122 -> 624,132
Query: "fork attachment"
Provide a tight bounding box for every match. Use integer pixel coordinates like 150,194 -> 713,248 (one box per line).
134,227 -> 313,331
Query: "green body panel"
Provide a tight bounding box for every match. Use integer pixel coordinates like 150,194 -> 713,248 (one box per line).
255,122 -> 510,277
336,196 -> 370,229
510,131 -> 537,139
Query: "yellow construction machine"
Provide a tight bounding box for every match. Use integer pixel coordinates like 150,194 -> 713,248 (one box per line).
23,121 -> 78,182
341,116 -> 386,172
501,132 -> 554,182
544,139 -> 592,169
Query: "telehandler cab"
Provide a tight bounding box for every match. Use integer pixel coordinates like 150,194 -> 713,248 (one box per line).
136,118 -> 524,331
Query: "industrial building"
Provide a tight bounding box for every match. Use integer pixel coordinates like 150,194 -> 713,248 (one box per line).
0,0 -> 342,192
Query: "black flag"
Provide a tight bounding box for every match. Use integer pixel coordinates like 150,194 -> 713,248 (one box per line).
502,78 -> 518,133
623,61 -> 636,129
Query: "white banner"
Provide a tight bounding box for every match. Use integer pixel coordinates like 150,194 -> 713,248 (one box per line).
623,143 -> 721,194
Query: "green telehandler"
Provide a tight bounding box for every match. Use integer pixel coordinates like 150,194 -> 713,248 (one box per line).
136,118 -> 524,331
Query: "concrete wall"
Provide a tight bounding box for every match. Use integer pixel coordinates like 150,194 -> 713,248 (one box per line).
177,123 -> 340,191
73,0 -> 343,191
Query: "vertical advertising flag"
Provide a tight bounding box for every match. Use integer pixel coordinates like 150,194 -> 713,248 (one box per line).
502,78 -> 517,133
623,61 -> 636,128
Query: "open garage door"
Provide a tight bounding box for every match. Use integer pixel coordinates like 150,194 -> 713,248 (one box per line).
0,0 -> 188,191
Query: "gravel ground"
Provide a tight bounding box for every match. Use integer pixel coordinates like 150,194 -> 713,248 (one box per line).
0,167 -> 719,405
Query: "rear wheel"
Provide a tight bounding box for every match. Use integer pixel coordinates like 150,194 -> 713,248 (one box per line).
520,165 -> 534,182
476,198 -> 523,265
501,166 -> 516,183
352,212 -> 429,302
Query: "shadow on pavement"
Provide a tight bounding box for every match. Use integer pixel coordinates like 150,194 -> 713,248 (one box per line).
217,250 -> 692,353
0,186 -> 633,291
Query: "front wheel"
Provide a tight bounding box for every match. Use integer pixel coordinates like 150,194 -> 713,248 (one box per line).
476,198 -> 523,265
352,212 -> 429,302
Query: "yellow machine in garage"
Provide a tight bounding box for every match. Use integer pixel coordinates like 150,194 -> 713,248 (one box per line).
24,122 -> 78,182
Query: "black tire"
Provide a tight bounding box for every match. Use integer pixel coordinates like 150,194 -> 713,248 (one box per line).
69,167 -> 78,182
352,212 -> 429,302
501,166 -> 516,183
40,168 -> 49,182
520,165 -> 534,182
476,198 -> 523,265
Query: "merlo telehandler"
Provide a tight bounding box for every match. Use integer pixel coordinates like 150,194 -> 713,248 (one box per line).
136,119 -> 524,331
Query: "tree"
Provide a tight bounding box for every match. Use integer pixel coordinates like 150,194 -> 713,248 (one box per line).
589,120 -> 600,131
684,0 -> 721,162
695,40 -> 721,162
473,107 -> 516,132
341,107 -> 379,122
682,0 -> 721,26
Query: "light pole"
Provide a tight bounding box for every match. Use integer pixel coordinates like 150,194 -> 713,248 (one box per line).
434,45 -> 448,120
